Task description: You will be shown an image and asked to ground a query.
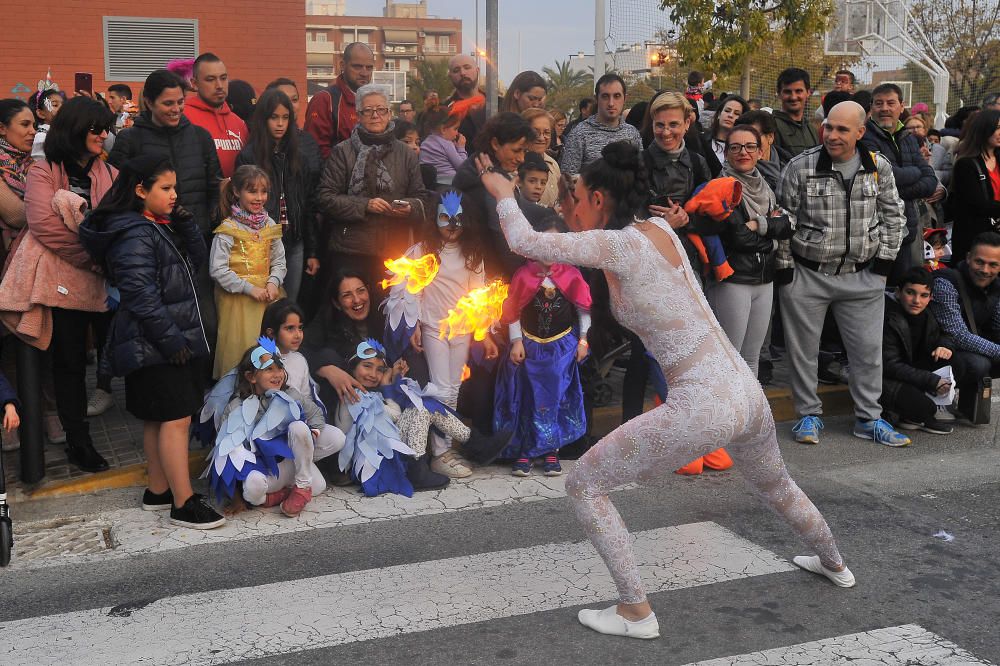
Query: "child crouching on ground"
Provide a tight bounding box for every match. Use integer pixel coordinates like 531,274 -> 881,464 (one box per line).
203,339 -> 343,517
336,339 -> 511,496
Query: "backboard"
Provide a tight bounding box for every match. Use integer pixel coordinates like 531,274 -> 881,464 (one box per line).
824,0 -> 910,57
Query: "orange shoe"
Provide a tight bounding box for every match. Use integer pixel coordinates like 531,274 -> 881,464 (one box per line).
703,448 -> 733,470
281,486 -> 313,517
675,457 -> 704,475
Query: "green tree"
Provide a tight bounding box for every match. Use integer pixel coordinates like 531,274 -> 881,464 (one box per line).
660,0 -> 835,97
911,0 -> 1000,110
410,59 -> 453,111
543,60 -> 591,92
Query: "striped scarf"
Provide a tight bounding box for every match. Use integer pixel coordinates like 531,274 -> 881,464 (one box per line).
0,137 -> 31,200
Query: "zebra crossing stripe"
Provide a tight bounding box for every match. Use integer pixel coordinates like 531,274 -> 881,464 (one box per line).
683,623 -> 992,665
1,522 -> 794,666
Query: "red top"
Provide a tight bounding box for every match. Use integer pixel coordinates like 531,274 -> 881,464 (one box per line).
304,76 -> 358,160
989,163 -> 1000,202
183,96 -> 248,179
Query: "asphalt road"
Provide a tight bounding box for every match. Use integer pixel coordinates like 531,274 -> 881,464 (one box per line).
2,413 -> 998,666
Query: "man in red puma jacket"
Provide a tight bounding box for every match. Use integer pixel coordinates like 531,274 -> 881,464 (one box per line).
184,52 -> 247,178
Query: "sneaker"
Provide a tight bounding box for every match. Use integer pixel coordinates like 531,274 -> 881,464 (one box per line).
169,494 -> 226,529
935,404 -> 957,422
86,389 -> 115,417
431,450 -> 472,478
281,486 -> 312,517
542,455 -> 562,476
853,418 -> 911,447
792,415 -> 824,444
511,458 -> 532,477
260,487 -> 292,508
141,488 -> 174,511
1,427 -> 19,452
918,418 -> 953,435
44,412 -> 66,444
65,441 -> 110,472
897,419 -> 922,430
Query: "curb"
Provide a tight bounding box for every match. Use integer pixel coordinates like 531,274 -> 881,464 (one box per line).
19,385 -> 853,501
24,450 -> 205,500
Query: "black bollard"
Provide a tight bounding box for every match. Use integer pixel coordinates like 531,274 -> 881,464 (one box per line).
15,340 -> 44,483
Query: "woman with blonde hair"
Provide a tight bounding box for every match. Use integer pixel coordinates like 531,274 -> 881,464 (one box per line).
521,108 -> 561,207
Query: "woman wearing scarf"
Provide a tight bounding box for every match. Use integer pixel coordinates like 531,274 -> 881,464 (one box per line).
707,124 -> 792,378
315,85 -> 428,294
0,99 -> 36,266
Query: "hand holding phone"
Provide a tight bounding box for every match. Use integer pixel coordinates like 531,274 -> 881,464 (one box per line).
74,72 -> 93,97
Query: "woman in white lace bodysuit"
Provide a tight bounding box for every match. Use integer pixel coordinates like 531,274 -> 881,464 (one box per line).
475,144 -> 855,640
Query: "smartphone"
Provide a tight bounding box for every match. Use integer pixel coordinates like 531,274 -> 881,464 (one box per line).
649,194 -> 671,208
74,72 -> 93,96
391,199 -> 408,208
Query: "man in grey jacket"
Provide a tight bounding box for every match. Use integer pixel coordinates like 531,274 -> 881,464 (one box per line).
560,73 -> 642,176
776,101 -> 912,448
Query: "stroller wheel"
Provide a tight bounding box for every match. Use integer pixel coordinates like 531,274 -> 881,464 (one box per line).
593,381 -> 613,408
0,516 -> 11,567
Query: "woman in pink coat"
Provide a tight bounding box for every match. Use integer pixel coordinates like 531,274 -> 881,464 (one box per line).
22,97 -> 117,472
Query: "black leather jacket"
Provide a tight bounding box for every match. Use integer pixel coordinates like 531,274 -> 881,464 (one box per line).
719,202 -> 793,285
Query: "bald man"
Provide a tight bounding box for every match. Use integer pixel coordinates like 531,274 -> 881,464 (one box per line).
305,42 -> 376,159
775,101 -> 912,448
443,54 -> 487,144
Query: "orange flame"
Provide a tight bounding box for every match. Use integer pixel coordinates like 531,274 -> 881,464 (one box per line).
461,364 -> 471,382
438,279 -> 509,341
380,253 -> 440,294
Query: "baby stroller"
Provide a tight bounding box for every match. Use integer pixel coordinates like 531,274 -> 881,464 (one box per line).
0,445 -> 11,566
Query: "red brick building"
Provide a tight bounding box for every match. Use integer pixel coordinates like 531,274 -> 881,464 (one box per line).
2,1 -> 306,103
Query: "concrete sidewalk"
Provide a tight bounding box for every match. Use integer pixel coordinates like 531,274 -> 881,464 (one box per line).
2,354 -> 854,502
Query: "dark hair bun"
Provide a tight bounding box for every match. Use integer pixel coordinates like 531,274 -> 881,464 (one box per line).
601,141 -> 641,171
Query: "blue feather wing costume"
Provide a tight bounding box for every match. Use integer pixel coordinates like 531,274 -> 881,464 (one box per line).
201,389 -> 303,502
338,389 -> 416,497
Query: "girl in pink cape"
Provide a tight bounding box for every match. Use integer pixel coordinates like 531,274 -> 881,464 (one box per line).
494,205 -> 591,477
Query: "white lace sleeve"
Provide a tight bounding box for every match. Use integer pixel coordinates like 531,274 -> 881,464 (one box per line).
496,197 -> 634,272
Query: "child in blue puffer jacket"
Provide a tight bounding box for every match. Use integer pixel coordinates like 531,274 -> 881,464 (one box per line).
80,154 -> 224,531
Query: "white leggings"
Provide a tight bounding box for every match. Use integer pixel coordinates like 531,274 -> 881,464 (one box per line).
565,377 -> 844,605
420,324 -> 471,456
242,422 -> 345,505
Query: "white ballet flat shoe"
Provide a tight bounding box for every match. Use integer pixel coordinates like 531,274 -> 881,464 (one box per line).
793,555 -> 856,588
577,605 -> 660,639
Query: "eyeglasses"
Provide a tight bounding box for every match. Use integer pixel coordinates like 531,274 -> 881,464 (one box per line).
727,143 -> 759,155
359,107 -> 390,118
88,125 -> 111,135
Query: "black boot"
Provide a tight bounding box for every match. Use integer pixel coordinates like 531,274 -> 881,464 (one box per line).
406,454 -> 450,491
462,429 -> 514,466
65,440 -> 109,473
758,359 -> 773,386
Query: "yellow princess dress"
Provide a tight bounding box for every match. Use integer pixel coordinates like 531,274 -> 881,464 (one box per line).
211,218 -> 285,378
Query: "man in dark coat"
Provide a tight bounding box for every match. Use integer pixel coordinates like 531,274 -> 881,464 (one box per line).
861,83 -> 942,285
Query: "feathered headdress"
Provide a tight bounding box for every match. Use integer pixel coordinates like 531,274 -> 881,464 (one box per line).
251,336 -> 281,369
437,190 -> 464,227
351,338 -> 386,362
167,58 -> 196,82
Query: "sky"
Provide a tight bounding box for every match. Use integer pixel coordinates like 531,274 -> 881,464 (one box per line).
347,0 -> 604,83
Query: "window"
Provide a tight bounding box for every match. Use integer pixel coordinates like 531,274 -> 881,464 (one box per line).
104,17 -> 198,81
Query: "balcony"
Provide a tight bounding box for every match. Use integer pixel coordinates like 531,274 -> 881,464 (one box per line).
382,44 -> 419,57
306,41 -> 337,53
423,43 -> 457,55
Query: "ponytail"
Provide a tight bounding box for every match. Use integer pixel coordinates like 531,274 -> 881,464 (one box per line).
579,141 -> 649,230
